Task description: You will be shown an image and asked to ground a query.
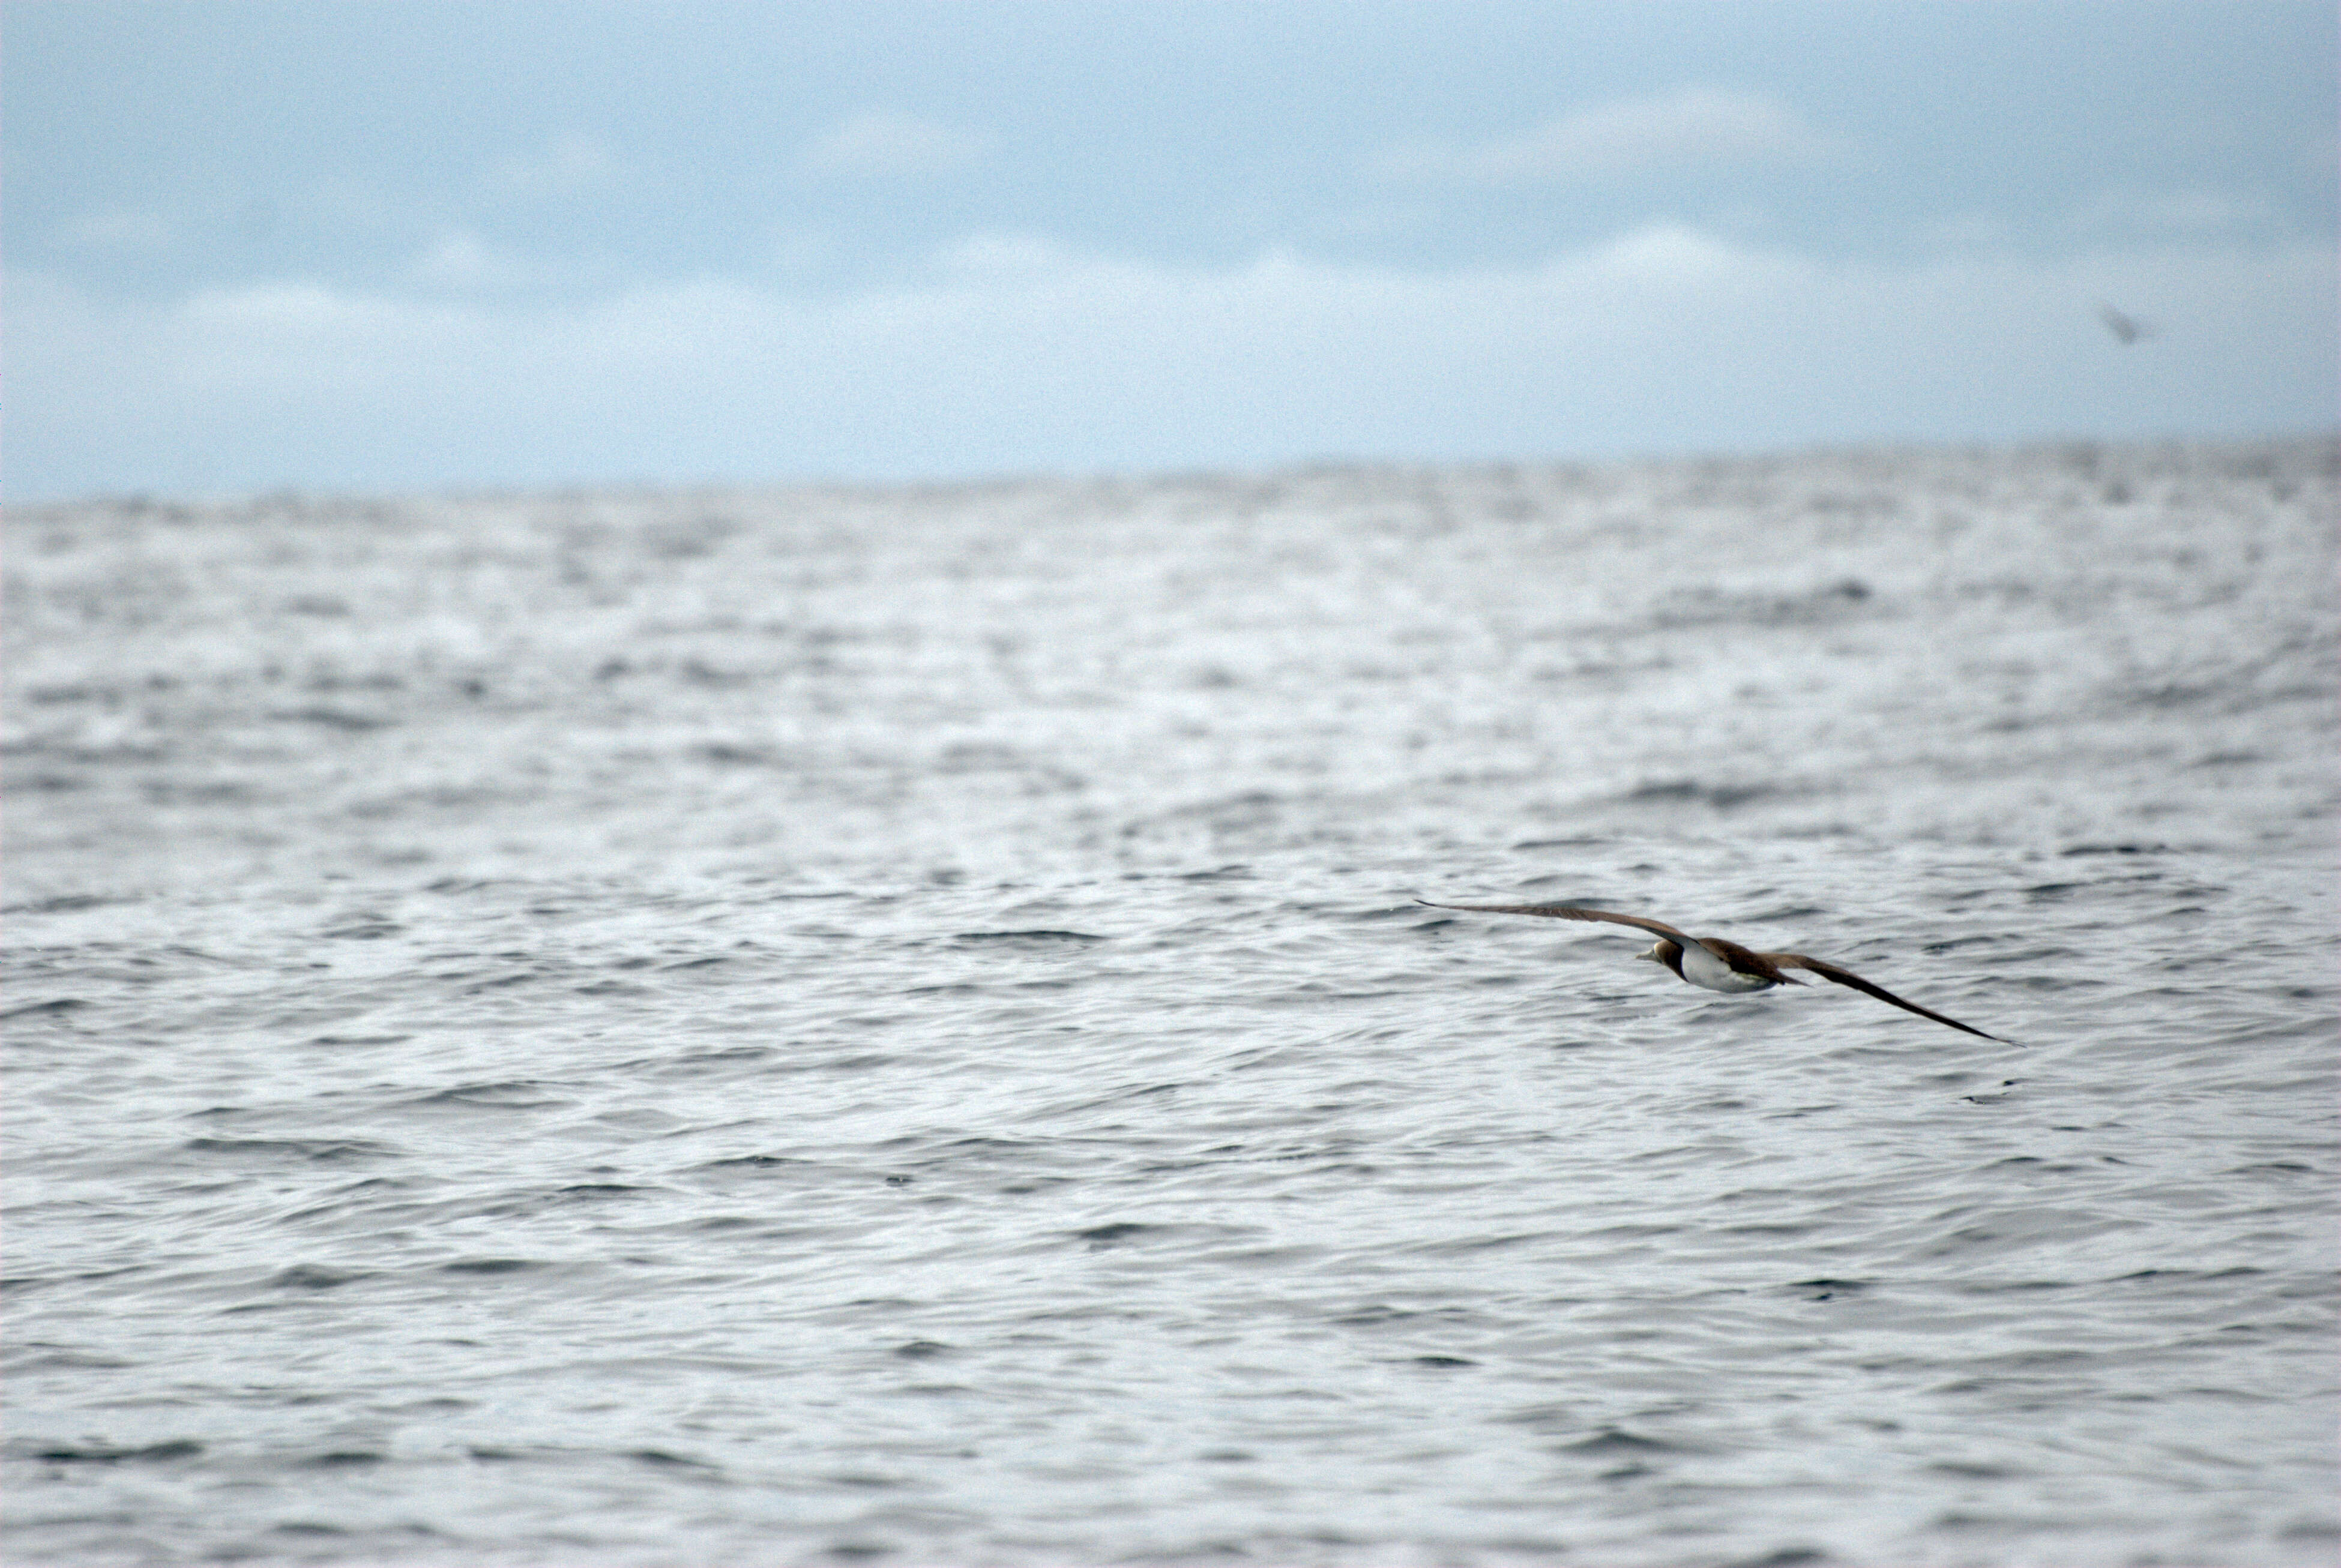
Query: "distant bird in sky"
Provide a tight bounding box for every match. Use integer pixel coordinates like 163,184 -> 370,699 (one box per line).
2097,302 -> 2158,344
1417,901 -> 2008,1041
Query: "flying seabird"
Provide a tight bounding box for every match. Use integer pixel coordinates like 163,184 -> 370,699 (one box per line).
2097,302 -> 2157,345
1417,901 -> 2008,1041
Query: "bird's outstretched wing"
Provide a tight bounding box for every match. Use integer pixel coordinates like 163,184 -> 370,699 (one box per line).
1765,952 -> 2005,1041
1415,902 -> 1692,943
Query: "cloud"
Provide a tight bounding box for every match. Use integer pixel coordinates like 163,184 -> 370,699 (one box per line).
2070,187 -> 2283,240
768,227 -> 835,271
8,227 -> 2333,499
59,206 -> 175,253
795,111 -> 995,178
409,231 -> 532,289
1382,88 -> 1834,185
934,232 -> 1080,276
486,132 -> 625,197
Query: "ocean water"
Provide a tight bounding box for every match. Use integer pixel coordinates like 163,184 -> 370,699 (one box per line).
6,437 -> 2336,1567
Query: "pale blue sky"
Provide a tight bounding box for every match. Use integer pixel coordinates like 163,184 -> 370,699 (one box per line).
9,1 -> 2334,499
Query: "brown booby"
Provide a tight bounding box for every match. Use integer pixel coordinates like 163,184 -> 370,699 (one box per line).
1417,900 -> 2007,1041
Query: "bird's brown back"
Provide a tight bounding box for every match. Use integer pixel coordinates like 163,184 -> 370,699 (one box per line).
1704,938 -> 1804,984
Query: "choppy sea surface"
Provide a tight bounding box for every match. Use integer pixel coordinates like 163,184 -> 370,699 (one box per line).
7,437 -> 2337,1567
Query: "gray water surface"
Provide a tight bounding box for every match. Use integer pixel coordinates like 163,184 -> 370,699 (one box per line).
7,439 -> 2336,1565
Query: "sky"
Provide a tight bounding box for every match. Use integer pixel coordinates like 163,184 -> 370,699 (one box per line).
7,0 -> 2336,501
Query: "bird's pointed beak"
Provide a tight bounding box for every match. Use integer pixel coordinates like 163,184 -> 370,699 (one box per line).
1633,943 -> 1661,963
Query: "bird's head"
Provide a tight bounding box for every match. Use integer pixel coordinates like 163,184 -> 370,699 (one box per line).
1634,939 -> 1686,976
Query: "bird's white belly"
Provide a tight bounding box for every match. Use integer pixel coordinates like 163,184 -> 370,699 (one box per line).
1680,940 -> 1774,994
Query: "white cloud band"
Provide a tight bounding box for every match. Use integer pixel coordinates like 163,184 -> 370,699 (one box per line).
10,226 -> 2333,497
1381,89 -> 1836,185
796,111 -> 996,178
